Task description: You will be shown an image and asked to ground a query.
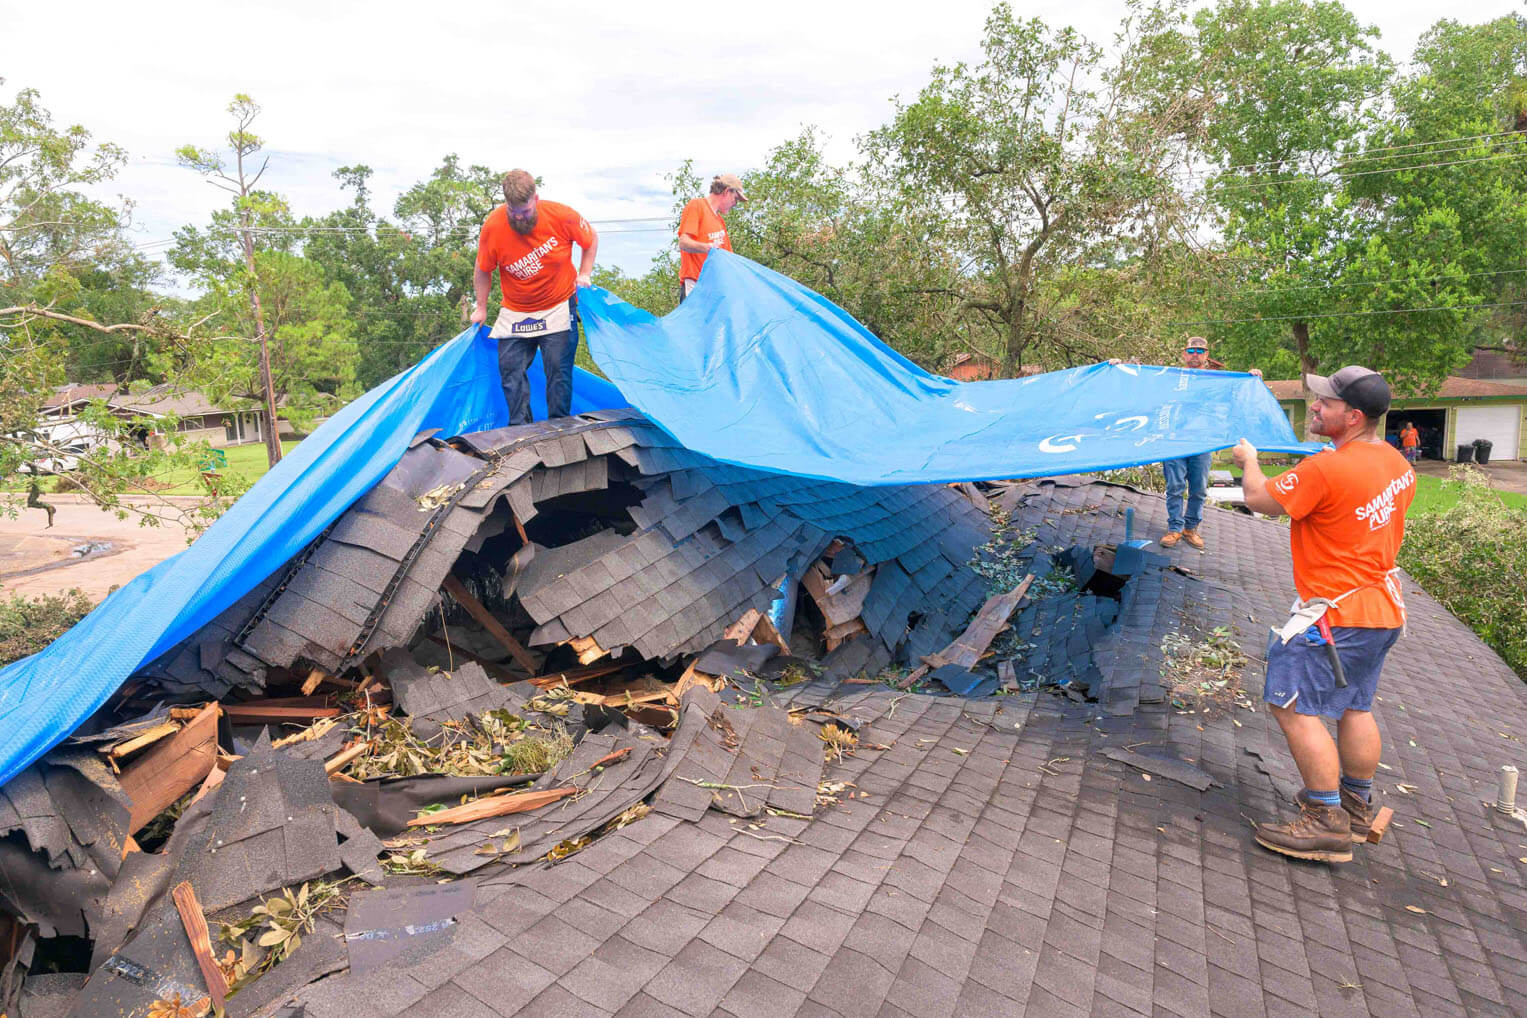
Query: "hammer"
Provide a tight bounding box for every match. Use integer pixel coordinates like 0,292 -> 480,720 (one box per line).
1314,614 -> 1348,689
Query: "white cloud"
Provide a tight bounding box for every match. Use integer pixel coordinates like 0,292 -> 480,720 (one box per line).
3,0 -> 1517,278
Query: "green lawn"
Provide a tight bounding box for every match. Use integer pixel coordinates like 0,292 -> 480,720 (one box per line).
9,440 -> 302,496
1224,463 -> 1527,517
1409,471 -> 1527,515
143,440 -> 302,494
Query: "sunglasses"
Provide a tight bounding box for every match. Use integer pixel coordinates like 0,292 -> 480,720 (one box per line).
1185,347 -> 1207,354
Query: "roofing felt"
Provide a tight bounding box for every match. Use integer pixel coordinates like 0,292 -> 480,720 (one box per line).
247,478 -> 1527,1018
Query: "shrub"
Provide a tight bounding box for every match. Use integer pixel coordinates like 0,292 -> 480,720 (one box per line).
1399,467 -> 1527,680
0,589 -> 94,666
1095,463 -> 1167,492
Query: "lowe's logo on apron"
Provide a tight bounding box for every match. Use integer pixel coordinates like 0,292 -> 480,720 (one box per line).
490,301 -> 572,340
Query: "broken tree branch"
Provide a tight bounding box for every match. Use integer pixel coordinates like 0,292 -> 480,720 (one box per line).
405,786 -> 579,827
171,881 -> 228,1010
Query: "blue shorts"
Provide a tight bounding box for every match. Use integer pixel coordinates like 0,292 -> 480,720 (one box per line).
1263,626 -> 1400,719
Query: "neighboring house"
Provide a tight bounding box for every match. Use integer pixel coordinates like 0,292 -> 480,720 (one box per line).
39,382 -> 120,419
944,353 -> 1043,381
1457,347 -> 1527,386
28,383 -> 122,468
106,384 -> 292,449
1268,375 -> 1527,461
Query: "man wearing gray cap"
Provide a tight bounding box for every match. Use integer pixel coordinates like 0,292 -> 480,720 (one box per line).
1232,366 -> 1415,863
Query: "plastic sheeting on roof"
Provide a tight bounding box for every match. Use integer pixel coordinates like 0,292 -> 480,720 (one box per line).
580,251 -> 1311,486
0,341 -> 623,787
1,254 -> 1312,787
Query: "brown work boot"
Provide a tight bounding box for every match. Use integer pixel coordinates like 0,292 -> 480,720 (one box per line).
1159,531 -> 1182,548
1181,528 -> 1205,549
1255,801 -> 1353,863
1295,788 -> 1373,844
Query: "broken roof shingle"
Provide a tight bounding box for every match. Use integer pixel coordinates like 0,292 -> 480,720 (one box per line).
21,474 -> 1527,1018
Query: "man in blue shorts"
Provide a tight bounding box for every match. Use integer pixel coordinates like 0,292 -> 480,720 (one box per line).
1232,366 -> 1415,863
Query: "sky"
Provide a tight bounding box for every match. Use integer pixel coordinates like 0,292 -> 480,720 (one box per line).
2,0 -> 1519,279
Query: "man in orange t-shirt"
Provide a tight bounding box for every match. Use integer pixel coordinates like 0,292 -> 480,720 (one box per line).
1399,420 -> 1420,463
1233,366 -> 1414,863
676,174 -> 745,301
471,169 -> 599,425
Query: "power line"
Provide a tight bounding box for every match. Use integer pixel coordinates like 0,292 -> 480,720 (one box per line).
1207,150 -> 1527,194
1145,265 -> 1527,302
1171,299 -> 1527,327
1172,129 -> 1525,180
132,215 -> 679,251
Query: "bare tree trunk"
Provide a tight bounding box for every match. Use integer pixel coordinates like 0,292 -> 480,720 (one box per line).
1293,320 -> 1316,376
1002,305 -> 1025,377
233,149 -> 282,468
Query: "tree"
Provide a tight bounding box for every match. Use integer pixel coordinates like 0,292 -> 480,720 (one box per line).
176,95 -> 286,466
164,250 -> 357,431
858,1 -> 1211,374
1167,0 -> 1509,391
172,98 -> 366,436
1,82 -> 223,528
303,160 -> 493,389
729,131 -> 966,369
1353,15 -> 1527,362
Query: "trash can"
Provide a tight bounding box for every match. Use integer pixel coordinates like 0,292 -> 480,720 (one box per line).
1456,443 -> 1475,463
1474,438 -> 1493,465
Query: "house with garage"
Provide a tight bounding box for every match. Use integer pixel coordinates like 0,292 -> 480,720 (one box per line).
1268,375 -> 1527,462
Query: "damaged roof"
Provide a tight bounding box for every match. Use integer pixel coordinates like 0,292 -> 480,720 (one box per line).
136,409 -> 990,700
5,462 -> 1527,1017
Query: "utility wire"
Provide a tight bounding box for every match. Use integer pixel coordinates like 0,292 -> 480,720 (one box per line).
1171,299 -> 1527,327
1138,265 -> 1527,302
1169,129 -> 1525,179
1207,151 -> 1527,194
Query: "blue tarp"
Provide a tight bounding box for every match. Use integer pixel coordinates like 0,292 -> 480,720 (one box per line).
0,252 -> 1311,787
580,251 -> 1310,486
0,341 -> 623,787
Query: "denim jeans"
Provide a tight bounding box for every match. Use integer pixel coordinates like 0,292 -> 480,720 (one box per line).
1162,451 -> 1211,531
497,296 -> 579,426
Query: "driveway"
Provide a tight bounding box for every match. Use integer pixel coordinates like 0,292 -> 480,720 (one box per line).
0,494 -> 202,601
1413,457 -> 1527,495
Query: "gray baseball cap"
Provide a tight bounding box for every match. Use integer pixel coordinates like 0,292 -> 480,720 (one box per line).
1305,365 -> 1391,418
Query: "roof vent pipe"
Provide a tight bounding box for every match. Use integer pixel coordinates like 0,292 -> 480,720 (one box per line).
1496,765 -> 1519,815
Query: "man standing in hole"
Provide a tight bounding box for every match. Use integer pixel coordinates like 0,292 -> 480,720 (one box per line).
471,169 -> 598,425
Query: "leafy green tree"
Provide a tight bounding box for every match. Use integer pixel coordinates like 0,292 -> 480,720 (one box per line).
1167,0 -> 1516,392
1351,15 -> 1527,364
858,1 -> 1211,374
163,251 -> 357,431
729,130 -> 967,369
176,95 -> 291,465
1,82 -> 220,526
173,97 -> 362,437
302,160 -> 492,389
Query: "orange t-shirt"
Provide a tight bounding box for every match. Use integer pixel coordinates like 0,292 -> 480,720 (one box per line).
678,197 -> 731,282
1266,440 -> 1416,628
1400,427 -> 1419,449
476,200 -> 594,312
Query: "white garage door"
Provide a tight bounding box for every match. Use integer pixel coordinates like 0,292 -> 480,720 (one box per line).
1456,405 -> 1521,461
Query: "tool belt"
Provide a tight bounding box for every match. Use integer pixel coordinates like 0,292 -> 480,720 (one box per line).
1272,569 -> 1406,645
